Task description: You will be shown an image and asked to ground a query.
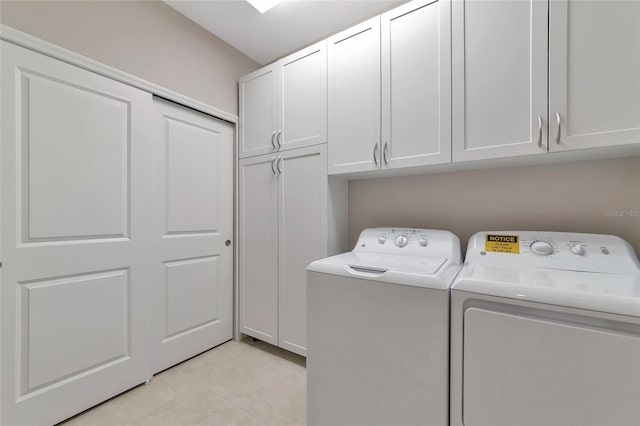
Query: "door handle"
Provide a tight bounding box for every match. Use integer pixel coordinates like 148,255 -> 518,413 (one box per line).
277,130 -> 282,148
271,131 -> 277,150
555,112 -> 561,144
373,143 -> 379,166
537,116 -> 543,148
277,156 -> 283,174
271,157 -> 276,174
225,240 -> 231,247
383,142 -> 389,165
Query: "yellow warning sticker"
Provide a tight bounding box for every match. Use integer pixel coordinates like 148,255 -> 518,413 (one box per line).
485,234 -> 520,254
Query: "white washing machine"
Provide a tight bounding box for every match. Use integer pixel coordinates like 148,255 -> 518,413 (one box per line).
450,231 -> 640,426
306,227 -> 461,426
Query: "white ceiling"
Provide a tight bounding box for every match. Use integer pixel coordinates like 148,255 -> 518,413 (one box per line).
164,0 -> 405,65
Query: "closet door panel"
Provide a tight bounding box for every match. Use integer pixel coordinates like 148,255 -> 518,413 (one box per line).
0,40 -> 153,426
152,98 -> 234,373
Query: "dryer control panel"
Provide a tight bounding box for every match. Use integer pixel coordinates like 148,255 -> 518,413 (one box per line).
354,228 -> 462,265
465,231 -> 640,274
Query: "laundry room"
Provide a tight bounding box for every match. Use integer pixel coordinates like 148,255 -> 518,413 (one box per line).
1,1 -> 639,425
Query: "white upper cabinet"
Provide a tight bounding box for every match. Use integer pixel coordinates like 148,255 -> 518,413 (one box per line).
452,0 -> 548,162
381,0 -> 451,169
328,17 -> 382,175
240,42 -> 327,159
239,67 -> 278,158
549,0 -> 640,152
278,41 -> 327,152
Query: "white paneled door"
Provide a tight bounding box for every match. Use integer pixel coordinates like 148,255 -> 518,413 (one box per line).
238,154 -> 279,345
0,41 -> 154,426
152,99 -> 233,373
277,41 -> 328,152
549,0 -> 640,151
278,146 -> 327,356
452,0 -> 548,161
328,17 -> 381,174
381,0 -> 452,169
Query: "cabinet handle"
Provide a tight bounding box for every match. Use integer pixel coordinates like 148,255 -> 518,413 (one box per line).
373,143 -> 379,166
277,130 -> 282,148
537,116 -> 543,148
277,156 -> 283,174
271,157 -> 276,174
271,131 -> 277,149
555,112 -> 561,144
383,142 -> 389,165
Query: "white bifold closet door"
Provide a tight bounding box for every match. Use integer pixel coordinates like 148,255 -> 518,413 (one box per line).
151,98 -> 233,373
0,40 -> 234,426
0,40 -> 154,426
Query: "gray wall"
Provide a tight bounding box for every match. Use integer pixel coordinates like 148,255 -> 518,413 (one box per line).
349,157 -> 640,255
0,0 -> 259,116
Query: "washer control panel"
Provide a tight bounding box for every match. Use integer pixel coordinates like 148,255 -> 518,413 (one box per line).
465,231 -> 640,274
354,228 -> 461,264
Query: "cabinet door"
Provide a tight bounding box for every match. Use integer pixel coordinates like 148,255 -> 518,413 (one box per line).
549,0 -> 640,151
328,17 -> 381,175
452,0 -> 548,161
1,41 -> 153,426
238,154 -> 279,345
278,41 -> 327,152
278,146 -> 328,356
152,98 -> 233,373
381,0 -> 451,169
239,66 -> 278,158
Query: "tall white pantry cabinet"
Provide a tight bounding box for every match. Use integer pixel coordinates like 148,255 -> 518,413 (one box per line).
238,43 -> 347,356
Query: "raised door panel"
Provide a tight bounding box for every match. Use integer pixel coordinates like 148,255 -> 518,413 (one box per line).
278,41 -> 327,152
152,99 -> 233,373
382,0 -> 451,169
239,66 -> 278,158
549,0 -> 640,151
238,154 -> 279,345
278,146 -> 327,356
328,17 -> 381,175
452,0 -> 548,162
1,41 -> 153,426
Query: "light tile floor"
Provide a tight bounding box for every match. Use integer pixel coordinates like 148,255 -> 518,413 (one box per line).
59,339 -> 306,426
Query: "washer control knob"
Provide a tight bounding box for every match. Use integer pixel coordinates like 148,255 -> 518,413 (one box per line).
418,238 -> 428,247
530,240 -> 554,256
395,234 -> 409,248
378,236 -> 386,244
570,244 -> 585,255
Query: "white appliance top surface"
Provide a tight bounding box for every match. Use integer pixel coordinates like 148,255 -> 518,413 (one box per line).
454,231 -> 640,316
307,227 -> 462,289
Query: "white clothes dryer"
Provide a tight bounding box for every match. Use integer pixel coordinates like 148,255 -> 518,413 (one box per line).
307,228 -> 462,426
450,231 -> 640,426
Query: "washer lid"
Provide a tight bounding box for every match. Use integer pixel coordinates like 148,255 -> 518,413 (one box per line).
453,264 -> 640,317
307,252 -> 455,289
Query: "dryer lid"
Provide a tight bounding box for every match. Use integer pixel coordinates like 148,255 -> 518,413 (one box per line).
453,264 -> 640,317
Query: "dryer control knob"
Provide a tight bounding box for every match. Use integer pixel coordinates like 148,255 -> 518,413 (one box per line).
570,244 -> 584,255
378,236 -> 386,244
418,238 -> 428,247
395,234 -> 409,248
530,240 -> 554,256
